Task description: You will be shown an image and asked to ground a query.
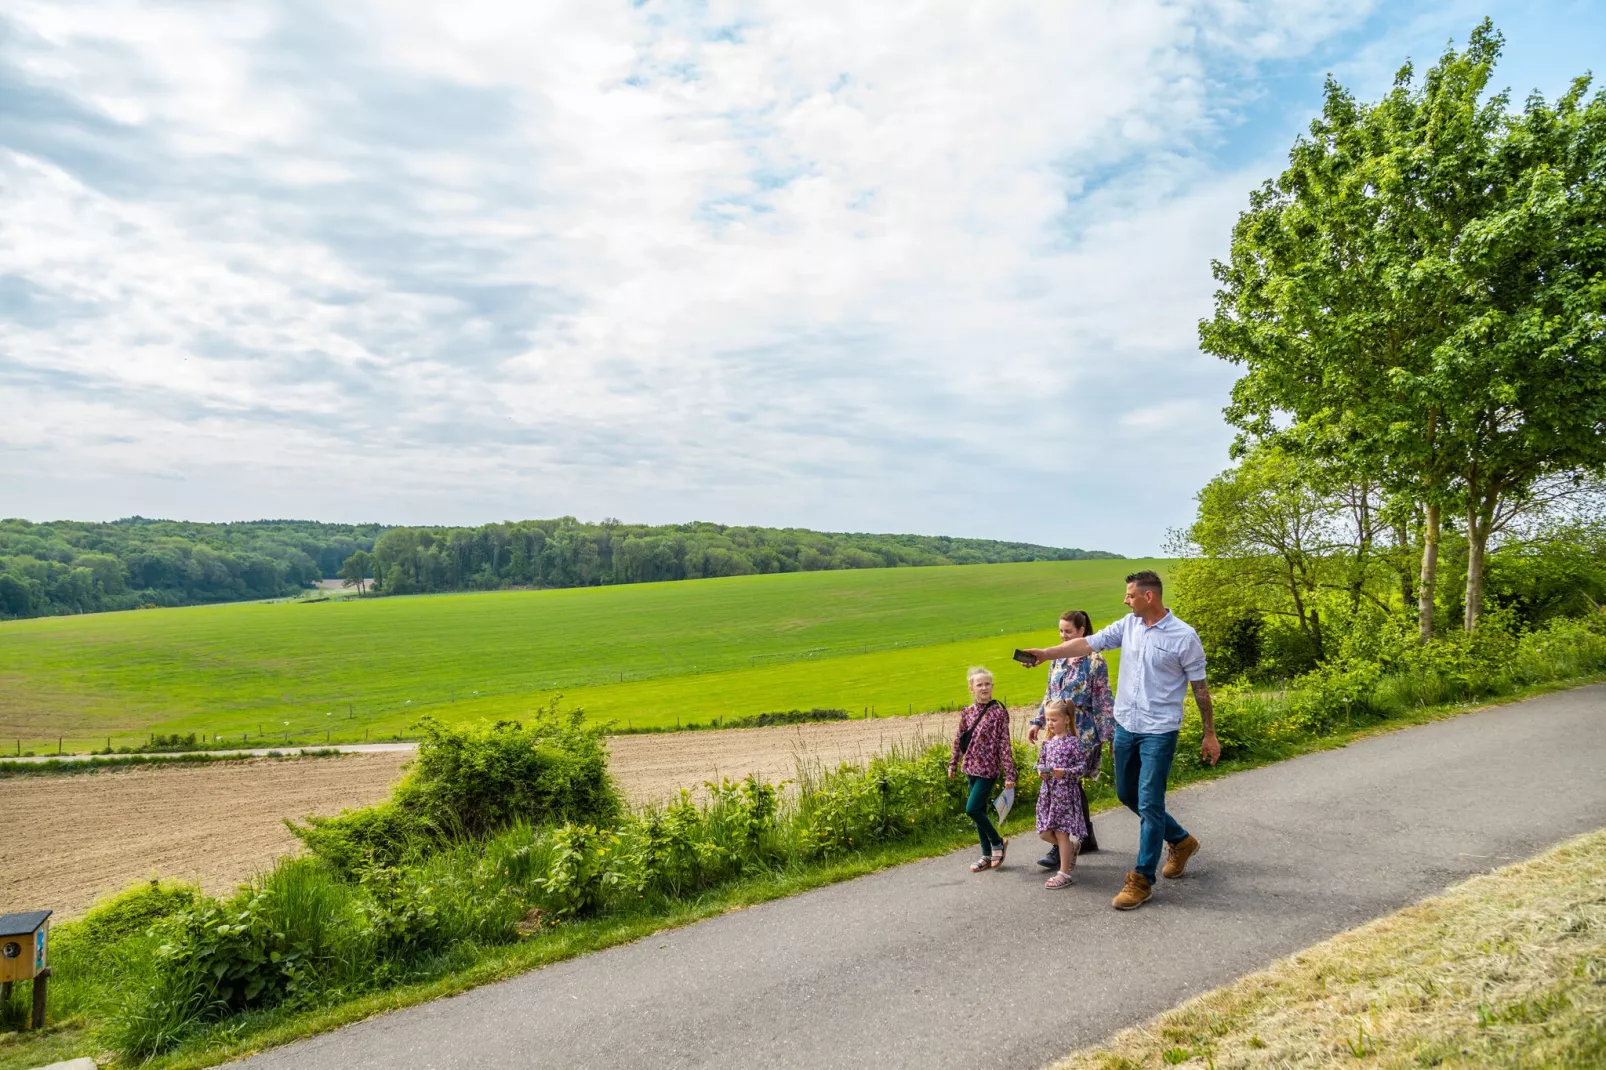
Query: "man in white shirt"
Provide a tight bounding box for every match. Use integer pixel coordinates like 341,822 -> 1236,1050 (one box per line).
1026,570 -> 1219,910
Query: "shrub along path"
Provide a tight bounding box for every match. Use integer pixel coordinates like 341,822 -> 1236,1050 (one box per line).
233,684 -> 1606,1069
0,712 -> 964,918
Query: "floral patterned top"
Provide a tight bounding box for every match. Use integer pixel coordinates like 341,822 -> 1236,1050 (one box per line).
1035,733 -> 1101,837
949,700 -> 1016,782
1029,653 -> 1115,744
1035,732 -> 1102,781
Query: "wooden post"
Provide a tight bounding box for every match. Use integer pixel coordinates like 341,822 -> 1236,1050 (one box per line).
30,969 -> 48,1029
1,980 -> 11,1004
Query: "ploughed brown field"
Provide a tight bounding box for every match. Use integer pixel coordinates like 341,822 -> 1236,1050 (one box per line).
4,712 -> 973,918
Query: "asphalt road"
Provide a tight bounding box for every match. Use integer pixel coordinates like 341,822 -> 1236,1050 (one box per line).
235,685 -> 1606,1070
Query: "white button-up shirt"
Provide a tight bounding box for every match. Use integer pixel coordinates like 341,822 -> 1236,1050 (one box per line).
1086,610 -> 1207,734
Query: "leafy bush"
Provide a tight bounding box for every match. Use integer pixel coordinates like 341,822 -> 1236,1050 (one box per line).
291,702 -> 620,874
289,800 -> 433,876
796,744 -> 965,858
397,707 -> 619,837
74,879 -> 199,946
535,824 -> 619,919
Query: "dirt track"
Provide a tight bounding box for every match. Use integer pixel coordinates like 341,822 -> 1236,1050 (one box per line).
3,712 -> 967,918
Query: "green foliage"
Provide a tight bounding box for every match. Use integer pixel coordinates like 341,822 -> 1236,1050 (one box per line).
534,824 -> 620,920
286,801 -> 433,876
749,707 -> 849,728
73,880 -> 199,947
1200,20 -> 1606,633
0,514 -> 1116,622
0,517 -> 382,620
612,777 -> 782,900
395,709 -> 619,839
290,706 -> 620,875
367,517 -> 1116,597
1485,521 -> 1606,624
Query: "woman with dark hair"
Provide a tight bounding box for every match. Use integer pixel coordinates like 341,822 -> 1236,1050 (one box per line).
1026,609 -> 1113,868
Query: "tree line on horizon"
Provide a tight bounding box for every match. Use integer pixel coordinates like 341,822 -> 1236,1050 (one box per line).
0,515 -> 1117,620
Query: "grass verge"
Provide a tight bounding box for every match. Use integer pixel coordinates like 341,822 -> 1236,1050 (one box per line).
1,673 -> 1601,1070
0,750 -> 344,779
1050,825 -> 1606,1070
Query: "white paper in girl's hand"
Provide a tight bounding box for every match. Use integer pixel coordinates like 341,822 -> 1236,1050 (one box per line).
993,787 -> 1015,824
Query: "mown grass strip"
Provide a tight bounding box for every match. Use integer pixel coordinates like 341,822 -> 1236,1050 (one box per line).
1050,824 -> 1606,1070
0,750 -> 344,779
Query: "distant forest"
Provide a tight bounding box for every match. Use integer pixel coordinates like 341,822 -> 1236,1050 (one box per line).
0,516 -> 1118,620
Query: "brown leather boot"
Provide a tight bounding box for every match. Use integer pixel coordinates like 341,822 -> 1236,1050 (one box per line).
1162,835 -> 1200,879
1111,870 -> 1152,910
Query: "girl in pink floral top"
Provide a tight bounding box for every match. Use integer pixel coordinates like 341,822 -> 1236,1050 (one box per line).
949,666 -> 1017,871
1036,701 -> 1102,888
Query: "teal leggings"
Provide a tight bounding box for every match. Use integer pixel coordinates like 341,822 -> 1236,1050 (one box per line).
965,775 -> 1004,856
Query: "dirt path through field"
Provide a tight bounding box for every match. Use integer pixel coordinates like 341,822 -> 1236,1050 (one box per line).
4,712 -> 974,918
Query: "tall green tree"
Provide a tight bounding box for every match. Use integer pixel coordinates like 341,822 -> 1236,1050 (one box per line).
1201,21 -> 1606,635
340,550 -> 374,595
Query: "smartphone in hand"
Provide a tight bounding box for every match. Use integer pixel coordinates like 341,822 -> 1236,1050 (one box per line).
1011,648 -> 1035,666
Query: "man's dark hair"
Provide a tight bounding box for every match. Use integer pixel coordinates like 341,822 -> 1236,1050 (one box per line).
1126,570 -> 1163,596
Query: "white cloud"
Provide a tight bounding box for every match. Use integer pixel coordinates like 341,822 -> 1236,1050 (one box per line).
2,0 -> 1426,553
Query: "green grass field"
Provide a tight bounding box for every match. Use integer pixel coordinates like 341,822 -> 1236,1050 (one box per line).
0,559 -> 1158,752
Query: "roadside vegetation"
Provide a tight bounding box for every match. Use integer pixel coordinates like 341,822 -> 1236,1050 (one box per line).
1051,827 -> 1606,1070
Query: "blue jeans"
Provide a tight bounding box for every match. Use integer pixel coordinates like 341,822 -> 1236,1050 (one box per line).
1112,725 -> 1189,882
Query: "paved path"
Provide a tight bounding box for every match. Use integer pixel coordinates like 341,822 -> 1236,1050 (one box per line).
236,685 -> 1606,1070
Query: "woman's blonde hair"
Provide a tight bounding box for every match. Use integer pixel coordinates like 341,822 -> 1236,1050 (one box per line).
966,665 -> 993,684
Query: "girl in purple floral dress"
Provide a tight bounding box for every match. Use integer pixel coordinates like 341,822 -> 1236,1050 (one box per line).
1036,701 -> 1101,889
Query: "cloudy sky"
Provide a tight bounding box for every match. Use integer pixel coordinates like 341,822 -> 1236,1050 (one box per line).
2,1 -> 1601,554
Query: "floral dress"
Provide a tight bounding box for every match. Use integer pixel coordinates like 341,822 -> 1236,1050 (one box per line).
1035,733 -> 1101,838
1031,653 -> 1115,744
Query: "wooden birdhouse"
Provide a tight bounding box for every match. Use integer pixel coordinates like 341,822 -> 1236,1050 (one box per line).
0,910 -> 51,1029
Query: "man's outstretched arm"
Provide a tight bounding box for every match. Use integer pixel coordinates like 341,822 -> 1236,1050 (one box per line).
1023,636 -> 1093,665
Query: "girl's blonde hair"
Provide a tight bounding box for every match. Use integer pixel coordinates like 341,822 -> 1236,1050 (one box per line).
966,665 -> 993,684
1044,700 -> 1072,724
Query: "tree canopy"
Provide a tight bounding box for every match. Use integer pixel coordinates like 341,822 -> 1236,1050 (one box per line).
0,515 -> 1117,620
1200,20 -> 1606,637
